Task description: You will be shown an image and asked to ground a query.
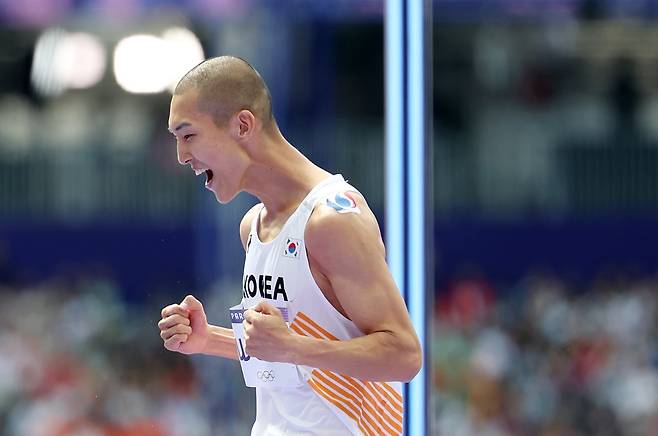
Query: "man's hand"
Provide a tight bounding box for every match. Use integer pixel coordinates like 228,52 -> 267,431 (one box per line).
243,301 -> 295,363
158,295 -> 209,355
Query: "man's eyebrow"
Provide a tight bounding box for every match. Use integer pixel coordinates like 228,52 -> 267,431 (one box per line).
168,122 -> 192,134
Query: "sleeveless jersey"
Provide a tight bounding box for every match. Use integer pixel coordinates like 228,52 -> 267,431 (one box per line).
241,174 -> 404,436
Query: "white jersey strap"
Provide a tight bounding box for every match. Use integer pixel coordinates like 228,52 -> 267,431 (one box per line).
248,175 -> 354,239
249,203 -> 265,235
296,174 -> 354,224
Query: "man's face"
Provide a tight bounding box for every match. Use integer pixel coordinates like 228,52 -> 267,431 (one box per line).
168,91 -> 249,204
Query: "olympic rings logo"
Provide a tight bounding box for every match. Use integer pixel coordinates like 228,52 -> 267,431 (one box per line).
257,370 -> 276,382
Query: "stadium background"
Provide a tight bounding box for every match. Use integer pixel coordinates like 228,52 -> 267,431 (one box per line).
1,0 -> 658,435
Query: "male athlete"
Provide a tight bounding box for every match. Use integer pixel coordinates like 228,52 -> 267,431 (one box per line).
158,56 -> 421,435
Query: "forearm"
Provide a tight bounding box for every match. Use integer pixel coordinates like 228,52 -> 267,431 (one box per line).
289,331 -> 420,382
202,325 -> 239,360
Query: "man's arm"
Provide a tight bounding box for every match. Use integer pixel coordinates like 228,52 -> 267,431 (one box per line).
159,295 -> 239,360
243,194 -> 422,382
202,325 -> 239,359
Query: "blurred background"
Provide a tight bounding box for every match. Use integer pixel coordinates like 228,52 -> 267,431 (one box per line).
1,0 -> 658,435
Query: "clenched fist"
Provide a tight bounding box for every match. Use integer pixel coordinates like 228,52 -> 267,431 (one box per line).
243,301 -> 296,363
158,295 -> 209,355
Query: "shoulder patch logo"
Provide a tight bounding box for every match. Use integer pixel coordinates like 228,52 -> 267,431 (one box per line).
325,191 -> 361,214
283,237 -> 302,259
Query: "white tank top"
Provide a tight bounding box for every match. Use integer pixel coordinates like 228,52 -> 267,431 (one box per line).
241,174 -> 404,436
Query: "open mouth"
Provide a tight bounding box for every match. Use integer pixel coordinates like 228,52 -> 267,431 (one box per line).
205,169 -> 214,186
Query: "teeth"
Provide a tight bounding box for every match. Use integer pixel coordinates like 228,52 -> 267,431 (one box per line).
194,169 -> 205,176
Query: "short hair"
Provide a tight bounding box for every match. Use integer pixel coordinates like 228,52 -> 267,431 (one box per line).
174,56 -> 274,129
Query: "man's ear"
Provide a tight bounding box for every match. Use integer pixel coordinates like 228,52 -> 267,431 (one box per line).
234,110 -> 256,139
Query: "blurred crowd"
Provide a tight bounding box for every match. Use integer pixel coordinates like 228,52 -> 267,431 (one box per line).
0,272 -> 254,436
432,271 -> 658,436
3,256 -> 658,435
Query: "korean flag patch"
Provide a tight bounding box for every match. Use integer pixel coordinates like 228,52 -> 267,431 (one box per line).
283,237 -> 302,259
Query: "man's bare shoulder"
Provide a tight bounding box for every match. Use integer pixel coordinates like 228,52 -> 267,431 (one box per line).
305,190 -> 385,259
239,203 -> 263,250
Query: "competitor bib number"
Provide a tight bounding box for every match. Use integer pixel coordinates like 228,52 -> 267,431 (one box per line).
229,304 -> 302,388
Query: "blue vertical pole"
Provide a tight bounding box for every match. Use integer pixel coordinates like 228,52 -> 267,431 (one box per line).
385,0 -> 405,294
385,0 -> 428,435
406,0 -> 427,435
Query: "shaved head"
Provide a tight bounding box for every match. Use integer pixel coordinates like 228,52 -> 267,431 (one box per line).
174,56 -> 274,129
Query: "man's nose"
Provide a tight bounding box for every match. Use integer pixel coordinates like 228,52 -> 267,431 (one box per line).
177,144 -> 190,165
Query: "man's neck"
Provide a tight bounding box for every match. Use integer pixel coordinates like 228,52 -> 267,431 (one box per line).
242,139 -> 332,217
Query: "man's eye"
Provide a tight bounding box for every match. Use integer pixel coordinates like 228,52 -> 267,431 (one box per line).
183,134 -> 195,141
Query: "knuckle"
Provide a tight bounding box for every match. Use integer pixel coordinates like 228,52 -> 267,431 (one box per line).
163,304 -> 175,314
